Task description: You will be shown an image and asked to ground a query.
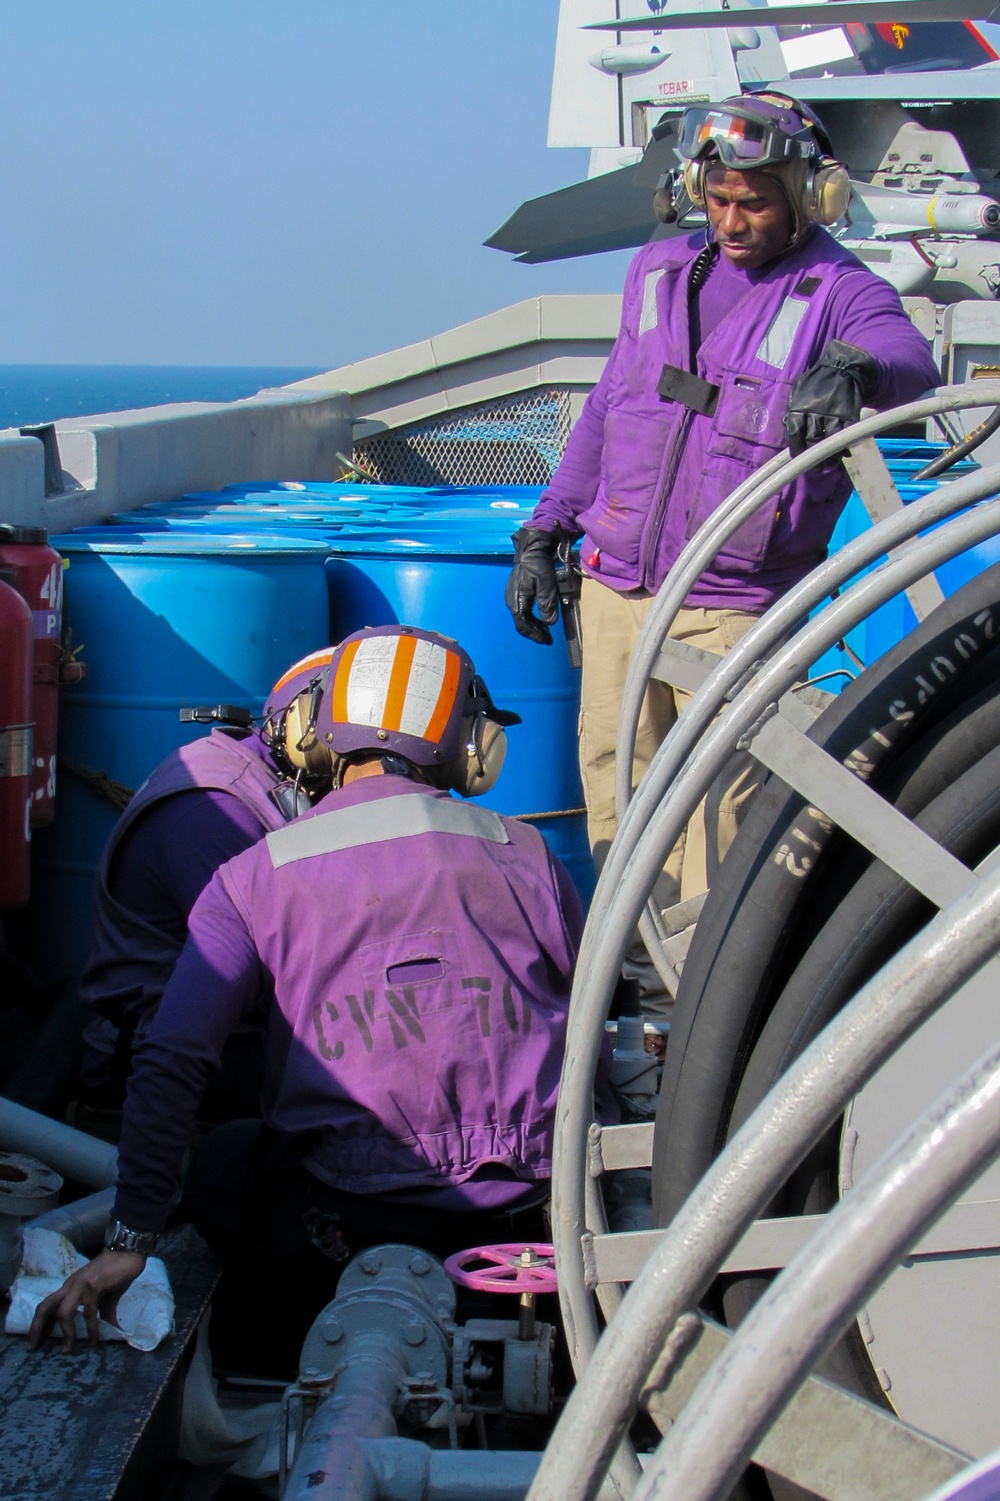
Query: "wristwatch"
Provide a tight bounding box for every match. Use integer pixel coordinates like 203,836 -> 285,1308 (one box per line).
104,1218 -> 158,1255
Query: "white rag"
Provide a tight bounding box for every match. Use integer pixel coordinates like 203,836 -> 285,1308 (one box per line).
4,1226 -> 174,1351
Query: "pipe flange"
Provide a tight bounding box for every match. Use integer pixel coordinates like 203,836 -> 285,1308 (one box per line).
300,1288 -> 450,1390
0,1152 -> 63,1219
336,1243 -> 456,1318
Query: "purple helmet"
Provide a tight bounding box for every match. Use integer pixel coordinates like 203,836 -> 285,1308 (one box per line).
679,91 -> 833,170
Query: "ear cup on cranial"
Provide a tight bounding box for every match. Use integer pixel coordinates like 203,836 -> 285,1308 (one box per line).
283,690 -> 334,778
681,153 -> 847,227
449,714 -> 507,798
682,159 -> 706,210
808,160 -> 851,226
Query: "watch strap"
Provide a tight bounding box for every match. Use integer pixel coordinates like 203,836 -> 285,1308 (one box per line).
104,1218 -> 158,1255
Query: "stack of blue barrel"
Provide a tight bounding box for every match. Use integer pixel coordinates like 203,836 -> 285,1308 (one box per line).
35,483 -> 585,981
27,443 -> 991,981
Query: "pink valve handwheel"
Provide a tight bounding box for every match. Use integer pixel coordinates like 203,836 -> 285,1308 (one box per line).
444,1243 -> 558,1293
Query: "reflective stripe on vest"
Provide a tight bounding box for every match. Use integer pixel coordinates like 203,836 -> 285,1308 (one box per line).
640,269 -> 665,336
755,296 -> 811,369
266,793 -> 510,868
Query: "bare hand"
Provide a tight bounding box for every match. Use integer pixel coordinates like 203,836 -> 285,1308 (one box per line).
27,1249 -> 147,1353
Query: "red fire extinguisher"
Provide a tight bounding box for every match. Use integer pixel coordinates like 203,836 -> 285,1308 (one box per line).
0,572 -> 33,909
0,525 -> 64,827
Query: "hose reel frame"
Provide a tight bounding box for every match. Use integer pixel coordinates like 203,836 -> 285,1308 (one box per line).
536,381 -> 1000,1501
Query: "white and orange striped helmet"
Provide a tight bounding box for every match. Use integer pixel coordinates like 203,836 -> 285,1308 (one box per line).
314,625 -> 519,792
263,646 -> 336,725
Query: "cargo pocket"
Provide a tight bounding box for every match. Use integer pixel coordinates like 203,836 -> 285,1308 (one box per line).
684,371 -> 793,567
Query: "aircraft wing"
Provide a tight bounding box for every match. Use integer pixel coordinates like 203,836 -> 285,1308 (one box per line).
587,1 -> 1000,31
486,131 -> 688,262
485,164 -> 680,262
793,69 -> 1000,99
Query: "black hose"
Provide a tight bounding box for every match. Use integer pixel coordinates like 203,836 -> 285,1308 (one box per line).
651,575 -> 1000,1499
653,560 -> 1000,1228
913,404 -> 1000,481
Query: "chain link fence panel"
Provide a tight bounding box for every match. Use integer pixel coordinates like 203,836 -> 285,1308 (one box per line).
353,389 -> 572,487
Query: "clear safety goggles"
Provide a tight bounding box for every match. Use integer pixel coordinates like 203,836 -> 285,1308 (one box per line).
678,106 -> 812,168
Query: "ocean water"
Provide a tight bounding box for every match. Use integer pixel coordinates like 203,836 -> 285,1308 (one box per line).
0,364 -> 326,431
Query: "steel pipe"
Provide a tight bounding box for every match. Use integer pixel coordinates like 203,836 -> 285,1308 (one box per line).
28,1187 -> 116,1252
363,1439 -> 540,1501
529,865 -> 1000,1501
635,1032 -> 1000,1500
0,1097 -> 118,1189
600,449 -> 1000,995
615,452 -> 1000,902
282,1333 -> 406,1501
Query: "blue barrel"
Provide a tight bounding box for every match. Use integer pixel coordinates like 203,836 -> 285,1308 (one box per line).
811,479 -> 1000,685
20,531 -> 331,982
324,529 -> 595,906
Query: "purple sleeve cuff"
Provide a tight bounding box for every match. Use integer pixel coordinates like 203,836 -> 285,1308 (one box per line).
826,273 -> 940,410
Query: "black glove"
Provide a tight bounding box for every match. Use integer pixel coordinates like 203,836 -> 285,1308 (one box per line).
505,527 -> 561,645
783,340 -> 879,457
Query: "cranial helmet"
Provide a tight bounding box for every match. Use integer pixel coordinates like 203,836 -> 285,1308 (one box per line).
678,90 -> 850,240
283,625 -> 521,798
260,646 -> 337,782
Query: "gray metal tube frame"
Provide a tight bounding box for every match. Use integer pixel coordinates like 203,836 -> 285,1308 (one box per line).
529,865 -> 1000,1501
613,381 -> 1000,826
600,445 -> 1000,1007
561,437 -> 1000,1333
635,1006 -> 1000,1500
552,467 -> 1000,1397
0,1097 -> 118,1189
611,383 -> 1000,984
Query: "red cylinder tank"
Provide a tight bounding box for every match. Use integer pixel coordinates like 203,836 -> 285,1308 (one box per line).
0,526 -> 64,826
0,573 -> 34,909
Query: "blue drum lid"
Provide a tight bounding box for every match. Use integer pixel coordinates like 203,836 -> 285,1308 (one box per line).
49,530 -> 329,556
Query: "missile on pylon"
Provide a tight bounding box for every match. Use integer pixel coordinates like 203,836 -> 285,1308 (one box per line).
851,184 -> 1000,235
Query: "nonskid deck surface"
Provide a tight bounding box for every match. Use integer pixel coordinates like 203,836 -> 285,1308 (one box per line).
0,1226 -> 216,1501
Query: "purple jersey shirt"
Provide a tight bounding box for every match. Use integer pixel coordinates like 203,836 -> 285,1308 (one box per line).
531,227 -> 940,608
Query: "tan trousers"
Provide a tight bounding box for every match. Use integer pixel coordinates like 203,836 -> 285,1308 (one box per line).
578,577 -> 760,909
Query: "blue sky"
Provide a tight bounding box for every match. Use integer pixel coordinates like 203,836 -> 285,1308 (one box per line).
0,3 -> 633,368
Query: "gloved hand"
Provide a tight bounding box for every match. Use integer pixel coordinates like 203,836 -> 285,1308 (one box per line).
505,527 -> 561,645
783,340 -> 879,457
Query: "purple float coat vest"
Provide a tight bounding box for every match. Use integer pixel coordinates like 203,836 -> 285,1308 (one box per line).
226,780 -> 580,1195
112,775 -> 584,1229
80,728 -> 286,1039
532,228 -> 940,609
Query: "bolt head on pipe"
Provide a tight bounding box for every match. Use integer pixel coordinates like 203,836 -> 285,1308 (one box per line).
409,1252 -> 431,1276
403,1322 -> 427,1346
359,1251 -> 382,1276
322,1318 -> 344,1344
